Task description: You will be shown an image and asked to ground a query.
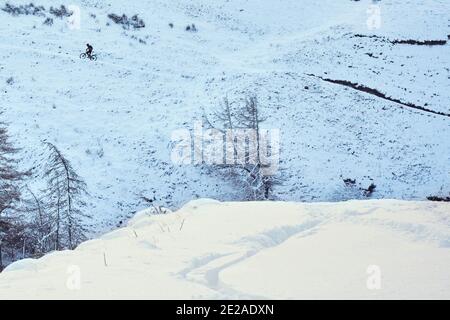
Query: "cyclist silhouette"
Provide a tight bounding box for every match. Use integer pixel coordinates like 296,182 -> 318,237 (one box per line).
86,43 -> 93,57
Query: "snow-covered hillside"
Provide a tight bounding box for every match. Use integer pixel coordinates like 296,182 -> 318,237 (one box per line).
1,0 -> 449,233
0,199 -> 449,299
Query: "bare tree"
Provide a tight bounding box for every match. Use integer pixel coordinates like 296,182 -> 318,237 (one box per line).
204,96 -> 282,200
20,186 -> 53,255
0,216 -> 28,268
43,142 -> 90,250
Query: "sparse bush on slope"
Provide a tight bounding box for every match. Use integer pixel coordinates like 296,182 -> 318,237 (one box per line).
107,13 -> 145,29
42,17 -> 53,26
427,195 -> 450,202
186,24 -> 197,32
333,178 -> 377,201
49,5 -> 72,18
2,3 -> 73,26
2,3 -> 45,16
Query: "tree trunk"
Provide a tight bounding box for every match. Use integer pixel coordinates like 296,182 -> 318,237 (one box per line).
55,180 -> 61,251
0,242 -> 3,271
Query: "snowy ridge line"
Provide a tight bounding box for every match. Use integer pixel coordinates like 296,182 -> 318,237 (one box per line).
306,74 -> 450,118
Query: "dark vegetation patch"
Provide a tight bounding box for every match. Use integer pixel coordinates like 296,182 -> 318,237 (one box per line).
353,34 -> 447,46
427,195 -> 450,202
43,17 -> 53,25
307,74 -> 450,118
391,39 -> 446,46
185,24 -> 197,32
341,178 -> 377,198
49,5 -> 72,18
107,13 -> 145,29
2,3 -> 73,25
2,3 -> 45,16
127,34 -> 147,44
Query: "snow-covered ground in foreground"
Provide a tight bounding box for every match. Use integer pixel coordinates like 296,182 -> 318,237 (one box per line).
0,199 -> 449,299
1,0 -> 450,233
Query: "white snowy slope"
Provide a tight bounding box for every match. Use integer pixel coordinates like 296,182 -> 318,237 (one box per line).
0,199 -> 449,299
1,0 -> 450,233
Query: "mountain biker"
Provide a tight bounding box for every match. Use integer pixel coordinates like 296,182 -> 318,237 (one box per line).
86,43 -> 93,57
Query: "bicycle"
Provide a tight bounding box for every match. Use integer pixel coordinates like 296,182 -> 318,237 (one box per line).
80,52 -> 97,61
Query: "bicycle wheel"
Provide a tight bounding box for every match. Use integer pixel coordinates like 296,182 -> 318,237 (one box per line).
80,53 -> 87,59
90,54 -> 97,61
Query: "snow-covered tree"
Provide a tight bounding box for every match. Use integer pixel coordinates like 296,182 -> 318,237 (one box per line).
21,186 -> 52,255
0,118 -> 27,269
0,124 -> 24,214
43,142 -> 90,250
204,96 -> 282,200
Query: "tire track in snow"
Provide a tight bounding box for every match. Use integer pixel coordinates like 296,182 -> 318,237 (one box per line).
177,219 -> 324,298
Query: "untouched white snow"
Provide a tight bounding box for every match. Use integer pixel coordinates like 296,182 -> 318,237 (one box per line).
1,0 -> 450,233
0,199 -> 449,299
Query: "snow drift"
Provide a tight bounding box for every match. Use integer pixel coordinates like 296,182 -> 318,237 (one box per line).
0,199 -> 449,299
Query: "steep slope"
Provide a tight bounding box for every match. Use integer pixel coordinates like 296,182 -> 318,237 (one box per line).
1,0 -> 449,233
0,199 -> 449,299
